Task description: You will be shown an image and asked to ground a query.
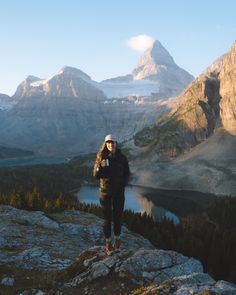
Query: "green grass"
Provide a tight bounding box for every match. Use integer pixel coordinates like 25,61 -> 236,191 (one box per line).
134,117 -> 183,148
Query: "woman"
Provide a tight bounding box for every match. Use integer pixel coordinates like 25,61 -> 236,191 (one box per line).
93,134 -> 130,255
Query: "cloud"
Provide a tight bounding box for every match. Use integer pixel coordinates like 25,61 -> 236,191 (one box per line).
127,35 -> 155,52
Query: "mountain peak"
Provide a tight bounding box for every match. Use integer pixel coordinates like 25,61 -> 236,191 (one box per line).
131,40 -> 193,95
149,40 -> 175,65
25,75 -> 42,83
58,66 -> 91,81
134,40 -> 175,73
132,40 -> 178,80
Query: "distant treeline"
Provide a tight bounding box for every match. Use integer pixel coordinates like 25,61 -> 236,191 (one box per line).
0,145 -> 34,159
0,157 -> 94,197
122,198 -> 236,284
0,160 -> 235,284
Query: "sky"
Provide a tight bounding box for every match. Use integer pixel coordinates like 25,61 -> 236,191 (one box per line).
0,0 -> 236,96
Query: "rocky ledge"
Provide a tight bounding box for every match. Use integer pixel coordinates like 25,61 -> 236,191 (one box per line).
0,205 -> 235,295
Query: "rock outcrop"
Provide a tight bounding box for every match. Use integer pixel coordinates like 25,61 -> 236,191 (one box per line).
0,205 -> 235,294
219,41 -> 236,134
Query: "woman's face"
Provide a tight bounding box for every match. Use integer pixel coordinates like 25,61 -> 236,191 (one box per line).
106,140 -> 117,152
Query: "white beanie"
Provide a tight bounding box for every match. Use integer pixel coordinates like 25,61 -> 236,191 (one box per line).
104,134 -> 117,142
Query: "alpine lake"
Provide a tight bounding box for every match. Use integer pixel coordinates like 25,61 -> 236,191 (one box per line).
76,184 -> 216,224
0,156 -> 215,224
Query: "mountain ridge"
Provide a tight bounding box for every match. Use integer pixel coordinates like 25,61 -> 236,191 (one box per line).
128,40 -> 236,195
1,40 -> 193,100
13,66 -> 105,100
0,39 -> 193,155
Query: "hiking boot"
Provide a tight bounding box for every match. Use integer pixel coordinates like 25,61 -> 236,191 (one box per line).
105,242 -> 113,256
114,239 -> 121,252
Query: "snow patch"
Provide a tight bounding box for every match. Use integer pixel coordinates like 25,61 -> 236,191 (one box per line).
30,79 -> 47,87
98,79 -> 159,98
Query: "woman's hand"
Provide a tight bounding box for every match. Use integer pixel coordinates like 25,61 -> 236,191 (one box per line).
100,159 -> 108,167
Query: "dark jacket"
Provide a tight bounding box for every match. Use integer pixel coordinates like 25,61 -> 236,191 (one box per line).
93,148 -> 130,195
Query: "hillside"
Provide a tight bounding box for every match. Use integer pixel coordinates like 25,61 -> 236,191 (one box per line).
128,40 -> 236,195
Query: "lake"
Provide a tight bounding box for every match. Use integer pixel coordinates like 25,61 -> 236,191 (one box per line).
76,185 -> 180,224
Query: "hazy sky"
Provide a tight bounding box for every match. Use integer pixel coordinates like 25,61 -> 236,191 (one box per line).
1,0 -> 236,95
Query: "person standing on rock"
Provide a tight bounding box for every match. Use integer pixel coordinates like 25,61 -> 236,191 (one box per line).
93,134 -> 130,255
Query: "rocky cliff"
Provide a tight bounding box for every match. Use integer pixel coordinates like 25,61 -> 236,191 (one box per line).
0,205 -> 235,294
0,94 -> 167,155
127,40 -> 236,195
219,41 -> 236,134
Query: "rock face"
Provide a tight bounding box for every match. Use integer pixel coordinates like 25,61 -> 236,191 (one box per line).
0,93 -> 16,110
0,66 -> 171,155
0,94 -> 167,155
0,205 -> 235,295
129,40 -> 236,195
134,40 -> 236,157
100,40 -> 194,98
0,205 -> 153,272
219,41 -> 236,134
12,67 -> 105,100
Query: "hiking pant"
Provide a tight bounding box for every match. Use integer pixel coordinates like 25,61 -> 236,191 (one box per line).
100,192 -> 125,239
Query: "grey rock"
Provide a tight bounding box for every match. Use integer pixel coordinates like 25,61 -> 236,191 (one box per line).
118,249 -> 173,277
83,255 -> 98,267
0,205 -> 152,271
1,205 -> 234,295
171,272 -> 216,287
153,257 -> 203,284
138,274 -> 236,295
18,290 -> 47,295
91,261 -> 110,279
1,276 -> 15,286
213,280 -> 236,294
64,245 -> 236,294
103,255 -> 120,269
0,236 -> 7,247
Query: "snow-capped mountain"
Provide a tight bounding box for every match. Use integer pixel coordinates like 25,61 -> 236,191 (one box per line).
9,40 -> 193,102
13,66 -> 105,100
99,40 -> 194,98
0,40 -> 194,155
